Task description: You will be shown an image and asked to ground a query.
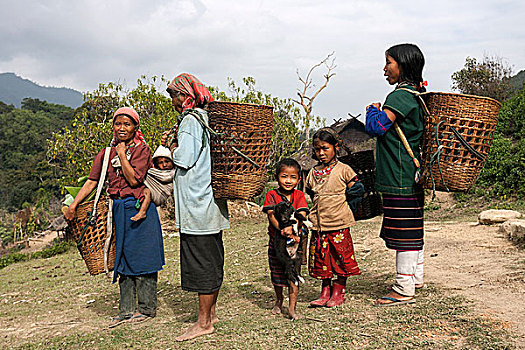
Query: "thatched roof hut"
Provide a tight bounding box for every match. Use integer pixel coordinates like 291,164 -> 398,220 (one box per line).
295,115 -> 374,172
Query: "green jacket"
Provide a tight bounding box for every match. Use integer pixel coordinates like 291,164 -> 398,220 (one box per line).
375,85 -> 424,195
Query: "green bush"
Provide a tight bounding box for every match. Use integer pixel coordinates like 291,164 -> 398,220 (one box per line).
475,135 -> 525,198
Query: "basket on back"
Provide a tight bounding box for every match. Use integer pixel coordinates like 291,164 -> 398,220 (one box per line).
66,197 -> 116,275
421,92 -> 501,192
207,101 -> 274,200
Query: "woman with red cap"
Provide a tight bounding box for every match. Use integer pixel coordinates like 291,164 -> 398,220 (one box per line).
162,73 -> 229,342
65,107 -> 165,327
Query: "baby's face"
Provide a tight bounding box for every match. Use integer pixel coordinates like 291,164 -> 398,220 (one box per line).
156,157 -> 174,170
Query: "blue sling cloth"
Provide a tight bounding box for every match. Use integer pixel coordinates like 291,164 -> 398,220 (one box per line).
112,198 -> 165,283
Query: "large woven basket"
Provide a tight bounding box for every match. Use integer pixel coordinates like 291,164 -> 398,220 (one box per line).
421,92 -> 501,192
66,197 -> 116,275
340,150 -> 382,220
207,101 -> 274,200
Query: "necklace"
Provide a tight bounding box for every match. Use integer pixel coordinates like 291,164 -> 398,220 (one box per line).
314,160 -> 337,177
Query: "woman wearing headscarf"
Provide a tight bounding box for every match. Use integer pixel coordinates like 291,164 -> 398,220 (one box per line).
65,107 -> 165,327
161,73 -> 229,342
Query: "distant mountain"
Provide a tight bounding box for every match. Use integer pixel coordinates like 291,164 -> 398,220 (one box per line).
0,72 -> 83,108
510,70 -> 525,93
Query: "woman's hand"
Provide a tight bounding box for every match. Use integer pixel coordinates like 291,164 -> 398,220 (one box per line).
367,102 -> 381,111
63,179 -> 98,221
64,204 -> 77,221
116,142 -> 127,156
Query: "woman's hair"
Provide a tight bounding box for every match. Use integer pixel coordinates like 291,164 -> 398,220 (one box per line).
274,158 -> 301,179
311,128 -> 341,161
386,43 -> 425,88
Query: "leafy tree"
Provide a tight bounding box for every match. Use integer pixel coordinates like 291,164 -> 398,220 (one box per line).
451,55 -> 513,101
0,101 -> 14,114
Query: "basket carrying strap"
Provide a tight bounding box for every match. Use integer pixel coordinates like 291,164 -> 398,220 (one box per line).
103,197 -> 114,276
77,147 -> 111,251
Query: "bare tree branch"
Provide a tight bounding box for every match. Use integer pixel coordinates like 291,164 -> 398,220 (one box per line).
293,52 -> 337,141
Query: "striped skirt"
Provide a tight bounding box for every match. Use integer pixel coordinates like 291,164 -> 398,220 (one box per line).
380,193 -> 424,251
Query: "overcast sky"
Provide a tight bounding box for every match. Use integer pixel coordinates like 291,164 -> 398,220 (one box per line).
1,0 -> 524,122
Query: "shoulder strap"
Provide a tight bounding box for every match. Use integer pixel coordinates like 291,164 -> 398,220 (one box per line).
396,88 -> 431,117
184,110 -> 208,170
90,147 -> 111,220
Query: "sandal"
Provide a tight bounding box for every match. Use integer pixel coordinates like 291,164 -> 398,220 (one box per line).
128,313 -> 151,324
374,296 -> 415,307
109,315 -> 132,328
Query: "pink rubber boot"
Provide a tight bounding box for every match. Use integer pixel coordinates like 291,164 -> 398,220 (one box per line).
310,280 -> 331,307
326,281 -> 346,307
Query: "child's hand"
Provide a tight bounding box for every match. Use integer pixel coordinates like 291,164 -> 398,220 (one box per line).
281,226 -> 293,237
161,131 -> 170,146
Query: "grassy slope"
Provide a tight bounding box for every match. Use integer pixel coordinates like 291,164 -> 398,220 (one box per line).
0,215 -> 514,350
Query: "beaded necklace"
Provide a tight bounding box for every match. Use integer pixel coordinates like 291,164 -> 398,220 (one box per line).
313,160 -> 338,177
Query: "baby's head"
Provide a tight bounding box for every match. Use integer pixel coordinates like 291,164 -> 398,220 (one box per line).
152,146 -> 174,170
154,156 -> 174,170
274,158 -> 301,193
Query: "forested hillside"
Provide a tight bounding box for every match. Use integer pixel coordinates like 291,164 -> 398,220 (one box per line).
0,99 -> 75,210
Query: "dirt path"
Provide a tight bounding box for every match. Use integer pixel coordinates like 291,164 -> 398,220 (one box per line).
423,220 -> 525,348
18,231 -> 59,254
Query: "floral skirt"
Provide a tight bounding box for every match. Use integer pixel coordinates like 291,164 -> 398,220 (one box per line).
308,228 -> 360,279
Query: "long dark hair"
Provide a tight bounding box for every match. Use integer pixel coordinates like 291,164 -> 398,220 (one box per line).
386,43 -> 425,90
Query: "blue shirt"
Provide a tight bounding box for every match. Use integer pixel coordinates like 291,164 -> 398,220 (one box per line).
172,108 -> 230,235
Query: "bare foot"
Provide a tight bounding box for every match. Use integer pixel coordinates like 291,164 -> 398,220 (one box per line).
211,315 -> 219,324
272,305 -> 283,315
175,322 -> 215,342
289,310 -> 303,321
272,300 -> 283,315
130,212 -> 147,221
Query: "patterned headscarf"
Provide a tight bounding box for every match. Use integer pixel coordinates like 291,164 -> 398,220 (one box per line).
167,73 -> 213,112
111,107 -> 147,147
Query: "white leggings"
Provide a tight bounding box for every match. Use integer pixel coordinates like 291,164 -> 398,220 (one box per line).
392,248 -> 424,297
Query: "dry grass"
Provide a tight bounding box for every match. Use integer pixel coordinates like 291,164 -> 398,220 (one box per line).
0,213 -> 514,349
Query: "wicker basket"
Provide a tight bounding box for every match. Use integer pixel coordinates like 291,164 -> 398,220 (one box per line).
340,150 -> 383,220
207,101 -> 274,200
66,197 -> 116,275
421,92 -> 501,192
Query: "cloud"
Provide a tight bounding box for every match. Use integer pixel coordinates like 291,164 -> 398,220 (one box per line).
0,0 -> 523,121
